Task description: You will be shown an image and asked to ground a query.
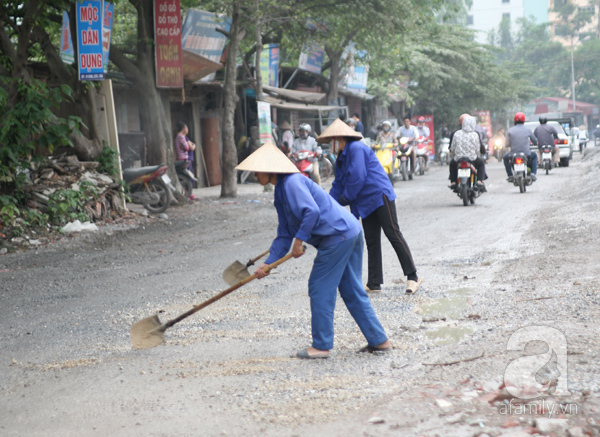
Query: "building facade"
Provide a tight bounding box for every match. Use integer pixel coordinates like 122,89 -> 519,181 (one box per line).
466,0 -> 554,43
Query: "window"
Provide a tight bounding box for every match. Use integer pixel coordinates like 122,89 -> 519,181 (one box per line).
578,6 -> 594,14
502,0 -> 510,3
467,15 -> 473,25
503,12 -> 510,20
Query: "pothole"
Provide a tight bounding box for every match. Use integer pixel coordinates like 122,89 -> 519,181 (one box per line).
421,288 -> 475,345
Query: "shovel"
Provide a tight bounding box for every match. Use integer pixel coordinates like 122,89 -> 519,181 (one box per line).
131,250 -> 297,349
222,249 -> 269,286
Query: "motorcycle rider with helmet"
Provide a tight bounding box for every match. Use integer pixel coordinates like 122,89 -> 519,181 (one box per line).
290,123 -> 322,185
504,112 -> 538,182
396,116 -> 418,173
416,116 -> 430,139
448,114 -> 486,191
534,117 -> 559,167
375,121 -> 398,145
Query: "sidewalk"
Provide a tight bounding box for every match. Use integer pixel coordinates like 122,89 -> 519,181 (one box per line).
191,178 -> 334,199
191,182 -> 269,199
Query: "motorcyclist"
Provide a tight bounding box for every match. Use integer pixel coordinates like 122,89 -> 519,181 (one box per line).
533,117 -> 559,167
396,116 -> 418,173
375,121 -> 397,146
415,116 -> 430,170
473,116 -> 489,160
448,115 -> 486,191
290,123 -> 322,185
594,124 -> 600,144
504,112 -> 538,182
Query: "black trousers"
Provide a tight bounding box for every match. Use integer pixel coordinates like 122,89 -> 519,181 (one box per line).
449,157 -> 486,183
362,194 -> 417,288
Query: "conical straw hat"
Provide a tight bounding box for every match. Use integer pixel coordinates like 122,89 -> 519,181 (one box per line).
235,142 -> 299,174
279,121 -> 292,130
316,118 -> 363,143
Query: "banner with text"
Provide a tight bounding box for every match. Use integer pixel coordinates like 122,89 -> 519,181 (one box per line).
76,0 -> 104,80
60,11 -> 75,64
260,44 -> 279,88
257,101 -> 273,144
154,0 -> 183,88
101,1 -> 114,73
181,9 -> 231,82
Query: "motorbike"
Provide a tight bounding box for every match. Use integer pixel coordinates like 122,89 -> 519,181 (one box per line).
122,163 -> 172,213
492,137 -> 505,162
291,150 -> 317,179
174,160 -> 197,198
438,138 -> 450,165
539,145 -> 553,175
398,137 -> 414,181
455,157 -> 483,206
372,142 -> 400,184
414,135 -> 430,175
510,153 -> 535,193
318,144 -> 336,182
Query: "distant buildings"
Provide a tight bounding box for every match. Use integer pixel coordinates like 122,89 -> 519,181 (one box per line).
466,0 -> 599,46
466,0 -> 548,43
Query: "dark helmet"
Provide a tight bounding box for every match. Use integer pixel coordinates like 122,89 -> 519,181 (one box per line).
514,112 -> 526,124
539,117 -> 548,124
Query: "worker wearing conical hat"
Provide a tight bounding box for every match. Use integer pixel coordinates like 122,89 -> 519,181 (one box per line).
317,119 -> 422,295
236,142 -> 391,358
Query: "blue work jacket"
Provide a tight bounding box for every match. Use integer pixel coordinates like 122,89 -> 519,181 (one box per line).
329,140 -> 396,219
265,173 -> 361,264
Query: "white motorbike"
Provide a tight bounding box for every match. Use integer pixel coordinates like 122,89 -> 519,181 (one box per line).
438,138 -> 450,165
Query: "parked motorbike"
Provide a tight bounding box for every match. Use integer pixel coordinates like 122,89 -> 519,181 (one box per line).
414,135 -> 430,175
438,138 -> 450,165
455,157 -> 483,206
174,160 -> 197,198
291,150 -> 317,179
372,142 -> 400,184
492,137 -> 504,162
539,145 -> 553,175
510,153 -> 535,193
398,137 -> 414,181
122,163 -> 172,213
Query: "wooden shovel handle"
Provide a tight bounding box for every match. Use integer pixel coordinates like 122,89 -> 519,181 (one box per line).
246,249 -> 270,267
163,249 -> 301,330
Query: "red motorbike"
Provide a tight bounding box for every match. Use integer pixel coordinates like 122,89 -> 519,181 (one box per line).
291,150 -> 317,178
415,135 -> 430,176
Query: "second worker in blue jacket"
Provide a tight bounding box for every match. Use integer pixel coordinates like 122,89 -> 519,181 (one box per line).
318,119 -> 422,295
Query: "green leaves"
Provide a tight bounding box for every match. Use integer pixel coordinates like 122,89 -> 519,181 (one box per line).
0,77 -> 81,188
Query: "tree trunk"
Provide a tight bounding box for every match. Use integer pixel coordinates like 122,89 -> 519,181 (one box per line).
220,0 -> 242,198
110,0 -> 175,186
326,48 -> 342,106
254,0 -> 263,98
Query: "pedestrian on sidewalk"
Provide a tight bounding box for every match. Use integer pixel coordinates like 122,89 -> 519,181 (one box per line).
318,119 -> 422,295
236,142 -> 391,359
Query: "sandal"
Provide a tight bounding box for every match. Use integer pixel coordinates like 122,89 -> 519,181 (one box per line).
358,344 -> 392,353
292,348 -> 329,359
406,278 -> 422,295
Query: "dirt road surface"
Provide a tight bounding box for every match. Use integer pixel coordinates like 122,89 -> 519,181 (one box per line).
1,149 -> 600,436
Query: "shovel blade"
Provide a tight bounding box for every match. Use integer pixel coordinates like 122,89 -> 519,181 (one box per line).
222,260 -> 250,286
131,314 -> 165,349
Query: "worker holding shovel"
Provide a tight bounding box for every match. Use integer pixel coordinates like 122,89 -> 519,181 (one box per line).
236,142 -> 391,359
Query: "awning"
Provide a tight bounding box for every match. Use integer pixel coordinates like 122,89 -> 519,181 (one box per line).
339,87 -> 375,100
182,49 -> 223,83
263,85 -> 326,105
261,95 -> 346,113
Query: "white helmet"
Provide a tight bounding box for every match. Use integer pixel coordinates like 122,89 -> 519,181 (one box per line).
299,123 -> 312,133
382,121 -> 391,127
